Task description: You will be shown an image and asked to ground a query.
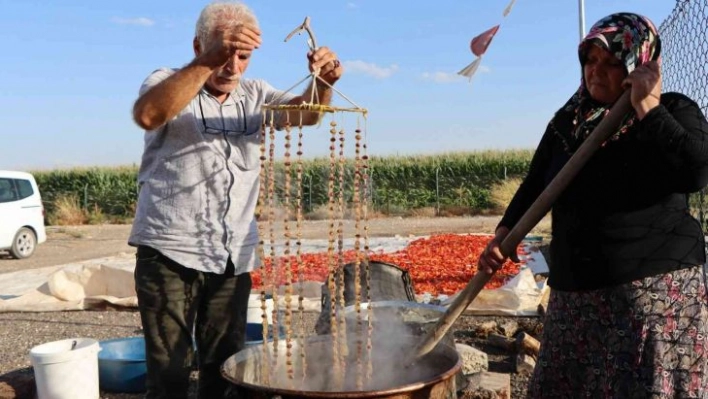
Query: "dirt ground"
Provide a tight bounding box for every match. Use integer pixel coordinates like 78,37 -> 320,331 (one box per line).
0,216 -> 512,274
0,216 -> 549,398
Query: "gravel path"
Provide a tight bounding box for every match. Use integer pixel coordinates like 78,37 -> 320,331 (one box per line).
0,311 -> 539,399
0,216 -> 548,398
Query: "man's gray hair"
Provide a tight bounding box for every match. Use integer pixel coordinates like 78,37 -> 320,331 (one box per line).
195,1 -> 259,48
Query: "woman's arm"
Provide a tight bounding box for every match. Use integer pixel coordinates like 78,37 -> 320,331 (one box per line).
637,93 -> 708,192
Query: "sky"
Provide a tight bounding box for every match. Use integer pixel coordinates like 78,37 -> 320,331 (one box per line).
1,0 -> 677,171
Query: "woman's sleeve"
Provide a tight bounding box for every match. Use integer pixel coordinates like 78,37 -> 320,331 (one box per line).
637,93 -> 708,192
497,122 -> 555,230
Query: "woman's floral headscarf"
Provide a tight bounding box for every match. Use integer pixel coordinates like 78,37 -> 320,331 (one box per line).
553,12 -> 661,153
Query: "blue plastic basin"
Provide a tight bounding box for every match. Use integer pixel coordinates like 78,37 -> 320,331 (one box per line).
246,323 -> 286,346
98,337 -> 146,393
96,326 -> 284,392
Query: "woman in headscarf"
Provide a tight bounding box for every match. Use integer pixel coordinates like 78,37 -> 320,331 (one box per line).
478,12 -> 708,397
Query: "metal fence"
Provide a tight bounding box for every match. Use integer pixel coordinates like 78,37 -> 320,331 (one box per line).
660,0 -> 708,230
295,163 -> 514,216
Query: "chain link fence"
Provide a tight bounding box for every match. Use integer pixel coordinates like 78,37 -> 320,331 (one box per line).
660,0 -> 708,230
294,163 -> 514,217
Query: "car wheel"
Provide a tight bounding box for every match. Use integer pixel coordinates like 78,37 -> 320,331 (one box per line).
9,227 -> 37,259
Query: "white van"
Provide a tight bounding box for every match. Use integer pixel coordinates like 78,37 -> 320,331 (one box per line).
0,171 -> 47,259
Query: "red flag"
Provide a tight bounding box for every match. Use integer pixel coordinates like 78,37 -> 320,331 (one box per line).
470,25 -> 500,57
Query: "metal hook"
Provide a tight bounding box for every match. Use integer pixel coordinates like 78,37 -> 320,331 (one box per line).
284,16 -> 318,51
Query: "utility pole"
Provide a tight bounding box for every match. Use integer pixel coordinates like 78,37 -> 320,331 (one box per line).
579,0 -> 586,41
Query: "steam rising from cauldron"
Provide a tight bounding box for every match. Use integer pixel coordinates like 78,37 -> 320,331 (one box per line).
222,302 -> 456,393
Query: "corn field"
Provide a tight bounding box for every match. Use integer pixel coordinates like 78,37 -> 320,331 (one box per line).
32,150 -> 534,223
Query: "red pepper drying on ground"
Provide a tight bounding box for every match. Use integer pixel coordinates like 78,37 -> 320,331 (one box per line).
252,234 -> 520,296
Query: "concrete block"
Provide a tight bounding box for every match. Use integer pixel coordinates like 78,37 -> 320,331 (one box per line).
455,343 -> 488,375
461,371 -> 510,399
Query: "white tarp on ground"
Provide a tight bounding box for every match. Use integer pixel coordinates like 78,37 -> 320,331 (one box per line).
437,240 -> 550,316
441,268 -> 547,316
0,255 -> 138,312
0,237 -> 549,315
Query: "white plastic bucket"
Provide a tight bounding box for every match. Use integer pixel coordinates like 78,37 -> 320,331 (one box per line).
29,338 -> 101,399
247,293 -> 274,324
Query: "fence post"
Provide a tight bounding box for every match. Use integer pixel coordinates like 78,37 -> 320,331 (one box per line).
364,165 -> 375,218
84,184 -> 89,210
368,168 -> 375,213
307,174 -> 313,212
435,166 -> 440,216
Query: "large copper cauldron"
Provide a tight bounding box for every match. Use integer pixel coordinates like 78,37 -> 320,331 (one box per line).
221,334 -> 461,399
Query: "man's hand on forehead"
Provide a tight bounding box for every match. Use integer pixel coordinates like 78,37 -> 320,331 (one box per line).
217,23 -> 261,51
199,23 -> 260,69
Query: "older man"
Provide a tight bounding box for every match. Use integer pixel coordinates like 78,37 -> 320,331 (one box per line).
129,1 -> 343,397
